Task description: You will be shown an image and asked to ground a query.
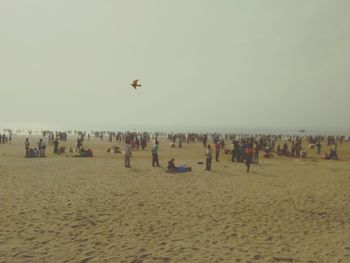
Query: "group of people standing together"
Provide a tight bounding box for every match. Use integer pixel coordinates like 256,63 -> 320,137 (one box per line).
0,133 -> 11,144
24,138 -> 46,158
124,140 -> 160,168
205,140 -> 257,173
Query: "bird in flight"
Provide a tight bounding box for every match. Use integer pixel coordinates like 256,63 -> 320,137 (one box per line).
131,79 -> 141,89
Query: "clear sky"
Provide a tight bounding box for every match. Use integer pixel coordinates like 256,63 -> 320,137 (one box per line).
1,0 -> 349,132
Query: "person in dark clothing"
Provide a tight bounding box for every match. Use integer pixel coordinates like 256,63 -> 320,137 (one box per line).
245,144 -> 254,173
253,142 -> 260,164
205,145 -> 213,171
203,135 -> 207,148
76,138 -> 82,152
167,158 -> 176,173
231,141 -> 239,162
282,143 -> 288,156
53,139 -> 59,154
215,142 -> 220,162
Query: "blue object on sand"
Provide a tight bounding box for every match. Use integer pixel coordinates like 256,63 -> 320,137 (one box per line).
176,166 -> 187,173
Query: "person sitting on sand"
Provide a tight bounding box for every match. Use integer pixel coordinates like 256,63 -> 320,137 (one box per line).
75,148 -> 93,157
28,147 -> 39,158
167,158 -> 176,173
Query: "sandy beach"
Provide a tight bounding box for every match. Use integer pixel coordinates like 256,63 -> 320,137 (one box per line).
0,136 -> 349,263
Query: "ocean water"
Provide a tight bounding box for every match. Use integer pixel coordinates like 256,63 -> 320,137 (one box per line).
0,122 -> 348,135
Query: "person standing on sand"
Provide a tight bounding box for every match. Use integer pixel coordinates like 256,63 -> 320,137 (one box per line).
152,141 -> 160,167
25,138 -> 30,157
316,141 -> 321,155
76,137 -> 82,152
38,139 -> 46,157
244,144 -> 254,173
215,141 -> 220,162
53,138 -> 59,154
330,143 -> 338,160
232,140 -> 239,162
205,145 -> 213,171
125,140 -> 132,168
253,142 -> 260,164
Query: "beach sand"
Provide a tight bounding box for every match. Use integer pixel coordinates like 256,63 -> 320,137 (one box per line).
1,136 -> 350,262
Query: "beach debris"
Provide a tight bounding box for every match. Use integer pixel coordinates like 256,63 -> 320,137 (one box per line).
131,79 -> 141,89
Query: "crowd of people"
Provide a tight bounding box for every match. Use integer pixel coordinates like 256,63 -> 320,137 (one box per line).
16,131 -> 347,173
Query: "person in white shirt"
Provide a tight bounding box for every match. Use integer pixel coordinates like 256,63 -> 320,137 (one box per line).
125,141 -> 132,168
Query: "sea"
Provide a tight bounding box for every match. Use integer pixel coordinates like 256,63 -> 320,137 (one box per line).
0,122 -> 348,136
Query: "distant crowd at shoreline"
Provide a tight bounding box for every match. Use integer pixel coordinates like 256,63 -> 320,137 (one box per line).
1,129 -> 343,174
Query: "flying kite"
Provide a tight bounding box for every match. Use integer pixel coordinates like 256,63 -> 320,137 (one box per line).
131,79 -> 141,89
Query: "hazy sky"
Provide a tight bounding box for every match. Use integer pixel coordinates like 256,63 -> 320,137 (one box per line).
1,0 -> 349,131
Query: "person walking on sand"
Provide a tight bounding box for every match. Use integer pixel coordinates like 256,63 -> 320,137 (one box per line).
244,143 -> 254,173
125,140 -> 132,168
152,141 -> 160,167
205,144 -> 213,171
